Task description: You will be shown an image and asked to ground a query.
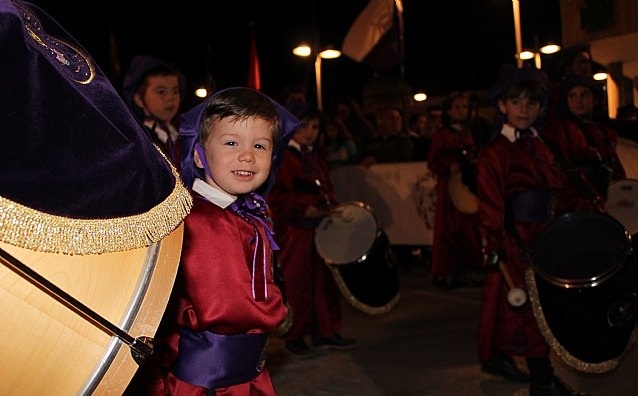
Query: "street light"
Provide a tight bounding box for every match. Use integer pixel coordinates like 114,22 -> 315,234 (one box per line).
511,1 -> 561,69
413,92 -> 427,102
517,42 -> 561,69
293,43 -> 341,111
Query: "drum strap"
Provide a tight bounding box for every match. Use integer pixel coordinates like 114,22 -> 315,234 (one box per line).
577,119 -> 615,168
172,329 -> 268,389
451,129 -> 478,193
543,138 -> 603,210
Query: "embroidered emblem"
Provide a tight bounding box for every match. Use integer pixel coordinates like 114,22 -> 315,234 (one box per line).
16,2 -> 95,84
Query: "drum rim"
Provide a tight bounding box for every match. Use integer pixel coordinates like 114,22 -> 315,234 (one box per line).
607,178 -> 638,189
80,241 -> 161,394
525,267 -> 638,374
532,211 -> 632,289
314,201 -> 382,265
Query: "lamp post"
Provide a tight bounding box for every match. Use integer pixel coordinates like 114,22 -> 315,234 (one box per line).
512,0 -> 523,68
293,43 -> 341,111
511,1 -> 561,70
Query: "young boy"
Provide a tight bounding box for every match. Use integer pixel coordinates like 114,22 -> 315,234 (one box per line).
543,74 -> 626,213
477,66 -> 586,396
427,92 -> 484,289
137,87 -> 298,396
268,104 -> 356,358
123,55 -> 185,167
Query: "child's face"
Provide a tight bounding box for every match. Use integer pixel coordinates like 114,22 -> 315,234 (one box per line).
325,123 -> 338,140
194,117 -> 273,195
566,86 -> 594,118
498,96 -> 542,130
378,109 -> 403,135
292,117 -> 320,146
447,97 -> 469,123
569,51 -> 592,77
135,75 -> 181,123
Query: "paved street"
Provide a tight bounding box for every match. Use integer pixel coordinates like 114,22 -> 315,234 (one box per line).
268,267 -> 638,396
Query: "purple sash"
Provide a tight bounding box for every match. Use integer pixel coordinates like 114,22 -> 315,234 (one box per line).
506,190 -> 551,222
171,328 -> 268,389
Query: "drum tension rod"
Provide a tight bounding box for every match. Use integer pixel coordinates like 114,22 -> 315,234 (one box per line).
0,247 -> 153,365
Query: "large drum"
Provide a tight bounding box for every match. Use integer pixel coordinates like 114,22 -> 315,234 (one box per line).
527,211 -> 638,373
448,167 -> 479,214
314,202 -> 400,314
0,225 -> 183,395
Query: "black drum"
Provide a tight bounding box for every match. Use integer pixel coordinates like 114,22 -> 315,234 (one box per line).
528,211 -> 638,373
314,202 -> 400,314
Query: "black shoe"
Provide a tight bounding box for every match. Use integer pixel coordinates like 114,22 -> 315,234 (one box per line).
529,377 -> 589,396
481,355 -> 529,383
314,334 -> 356,350
284,339 -> 316,359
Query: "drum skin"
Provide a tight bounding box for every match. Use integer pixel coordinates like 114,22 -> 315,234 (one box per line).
0,224 -> 183,395
528,212 -> 638,373
314,202 -> 379,265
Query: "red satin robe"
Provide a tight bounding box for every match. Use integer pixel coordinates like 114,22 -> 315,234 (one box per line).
427,125 -> 483,281
542,116 -> 626,213
146,192 -> 287,396
268,145 -> 342,341
476,128 -> 565,362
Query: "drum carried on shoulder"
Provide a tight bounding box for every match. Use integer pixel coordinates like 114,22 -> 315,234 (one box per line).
448,149 -> 480,214
0,226 -> 184,395
314,202 -> 400,314
526,211 -> 638,373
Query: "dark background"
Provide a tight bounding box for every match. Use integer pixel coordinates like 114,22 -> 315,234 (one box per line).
31,0 -> 562,110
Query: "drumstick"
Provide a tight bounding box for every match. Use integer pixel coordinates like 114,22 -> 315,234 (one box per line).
498,261 -> 527,307
0,246 -> 153,363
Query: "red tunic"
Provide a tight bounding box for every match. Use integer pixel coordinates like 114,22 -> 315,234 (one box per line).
476,129 -> 565,361
427,126 -> 483,280
268,145 -> 342,340
542,116 -> 626,213
147,193 -> 287,396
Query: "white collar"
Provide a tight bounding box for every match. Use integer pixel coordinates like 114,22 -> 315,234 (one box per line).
192,178 -> 236,208
288,139 -> 313,152
143,119 -> 179,144
500,123 -> 538,143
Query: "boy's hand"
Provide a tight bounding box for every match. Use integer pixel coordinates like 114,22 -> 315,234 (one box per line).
305,205 -> 322,218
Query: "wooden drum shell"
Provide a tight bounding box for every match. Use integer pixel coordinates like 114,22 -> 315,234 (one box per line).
0,224 -> 183,395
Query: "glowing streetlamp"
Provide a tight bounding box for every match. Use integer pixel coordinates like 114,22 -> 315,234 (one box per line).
293,43 -> 341,111
517,42 -> 561,69
413,92 -> 427,102
511,1 -> 561,69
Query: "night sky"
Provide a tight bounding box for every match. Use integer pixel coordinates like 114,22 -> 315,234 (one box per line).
30,0 -> 562,109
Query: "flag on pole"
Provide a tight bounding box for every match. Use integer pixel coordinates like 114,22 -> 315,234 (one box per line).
247,28 -> 261,91
341,0 -> 401,72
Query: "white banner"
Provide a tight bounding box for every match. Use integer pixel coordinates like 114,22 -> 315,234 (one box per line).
331,162 -> 436,245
